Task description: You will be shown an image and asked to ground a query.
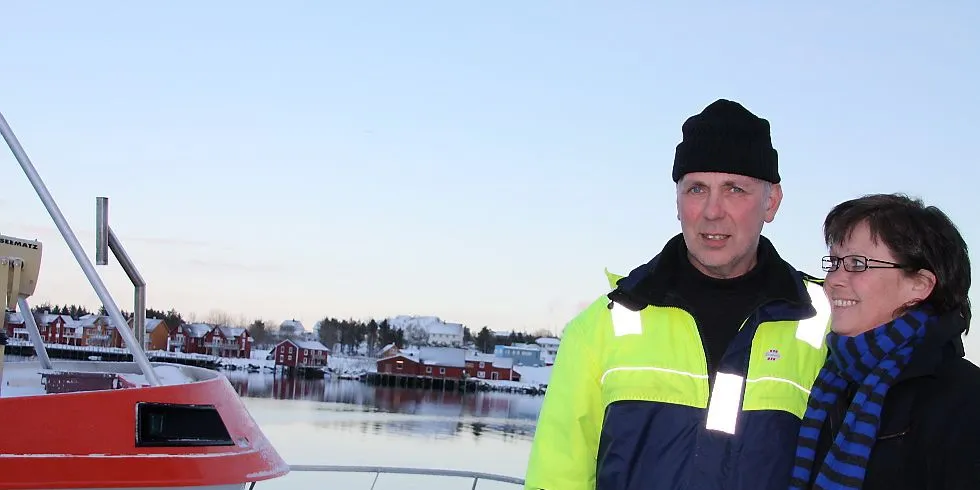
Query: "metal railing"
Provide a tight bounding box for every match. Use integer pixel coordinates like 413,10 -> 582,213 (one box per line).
0,110 -> 161,385
281,464 -> 525,490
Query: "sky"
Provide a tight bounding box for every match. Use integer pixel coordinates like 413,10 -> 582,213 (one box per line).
1,3 -> 979,358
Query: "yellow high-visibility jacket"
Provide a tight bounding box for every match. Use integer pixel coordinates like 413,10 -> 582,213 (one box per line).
524,238 -> 830,490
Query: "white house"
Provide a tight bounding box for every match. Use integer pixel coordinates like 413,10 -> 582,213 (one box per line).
279,319 -> 305,338
387,315 -> 465,347
427,322 -> 464,347
535,337 -> 560,356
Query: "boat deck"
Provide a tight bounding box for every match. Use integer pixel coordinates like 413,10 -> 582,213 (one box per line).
0,359 -> 202,398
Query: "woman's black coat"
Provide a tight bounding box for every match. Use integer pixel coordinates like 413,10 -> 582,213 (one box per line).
808,311 -> 980,489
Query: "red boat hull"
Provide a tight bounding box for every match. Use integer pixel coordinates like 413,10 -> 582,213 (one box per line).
0,362 -> 288,489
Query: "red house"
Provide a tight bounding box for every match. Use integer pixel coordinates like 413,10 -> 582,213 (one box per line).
3,311 -> 24,339
464,352 -> 520,381
377,353 -> 422,375
36,314 -> 78,345
203,326 -> 252,358
169,323 -> 213,354
274,339 -> 330,368
376,347 -> 467,379
76,314 -> 122,348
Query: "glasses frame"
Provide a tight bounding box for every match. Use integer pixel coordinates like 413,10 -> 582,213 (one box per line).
822,255 -> 906,273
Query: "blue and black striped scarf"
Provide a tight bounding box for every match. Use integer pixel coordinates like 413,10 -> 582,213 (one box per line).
789,309 -> 932,490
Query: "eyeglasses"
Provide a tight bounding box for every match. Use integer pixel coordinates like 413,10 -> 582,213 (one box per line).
822,255 -> 906,273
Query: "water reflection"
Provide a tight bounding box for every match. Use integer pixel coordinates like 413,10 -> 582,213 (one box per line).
224,371 -> 542,441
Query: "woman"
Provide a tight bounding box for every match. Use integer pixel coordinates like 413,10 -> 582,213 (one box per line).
789,193 -> 980,490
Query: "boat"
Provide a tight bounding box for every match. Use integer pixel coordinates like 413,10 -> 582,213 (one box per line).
0,110 -> 525,489
0,111 -> 293,489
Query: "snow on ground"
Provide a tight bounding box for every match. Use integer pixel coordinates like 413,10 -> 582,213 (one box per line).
0,363 -> 45,397
0,362 -> 198,396
145,349 -> 218,361
219,355 -> 274,370
211,349 -> 376,376
327,355 -> 377,375
514,365 -> 551,386
472,379 -> 546,394
117,365 -> 198,387
470,365 -> 552,395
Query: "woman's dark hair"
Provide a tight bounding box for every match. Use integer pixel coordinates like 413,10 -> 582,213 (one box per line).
823,193 -> 972,329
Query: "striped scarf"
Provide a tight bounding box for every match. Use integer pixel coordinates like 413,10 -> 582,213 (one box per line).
789,309 -> 932,490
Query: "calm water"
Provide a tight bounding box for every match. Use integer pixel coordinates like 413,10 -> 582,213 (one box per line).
222,371 -> 543,489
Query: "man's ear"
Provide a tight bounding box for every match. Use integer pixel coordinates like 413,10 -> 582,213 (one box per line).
764,183 -> 782,223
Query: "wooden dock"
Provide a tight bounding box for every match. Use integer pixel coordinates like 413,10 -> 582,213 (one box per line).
275,365 -> 326,379
361,372 -> 481,392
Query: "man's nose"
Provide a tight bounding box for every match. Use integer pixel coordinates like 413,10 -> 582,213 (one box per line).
703,194 -> 724,219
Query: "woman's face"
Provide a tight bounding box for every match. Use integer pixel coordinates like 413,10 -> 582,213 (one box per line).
823,221 -> 934,336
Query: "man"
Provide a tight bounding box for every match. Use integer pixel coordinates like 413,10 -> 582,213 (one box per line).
524,99 -> 832,490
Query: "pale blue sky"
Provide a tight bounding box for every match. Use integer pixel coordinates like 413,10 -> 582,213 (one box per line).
2,2 -> 979,357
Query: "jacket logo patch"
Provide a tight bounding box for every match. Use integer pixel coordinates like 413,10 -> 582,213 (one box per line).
765,349 -> 781,361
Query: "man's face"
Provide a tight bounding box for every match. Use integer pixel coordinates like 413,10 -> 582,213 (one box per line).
675,172 -> 782,279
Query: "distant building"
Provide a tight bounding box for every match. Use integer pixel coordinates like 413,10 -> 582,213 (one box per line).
387,316 -> 465,347
464,352 -> 519,381
376,347 -> 521,382
146,319 -> 175,351
274,338 -> 330,368
3,311 -> 23,339
535,337 -> 560,364
427,322 -> 464,347
494,343 -> 545,367
377,347 -> 467,378
77,314 -> 120,348
535,337 -> 560,354
204,326 -> 252,358
278,319 -> 305,338
170,323 -> 212,354
377,343 -> 399,358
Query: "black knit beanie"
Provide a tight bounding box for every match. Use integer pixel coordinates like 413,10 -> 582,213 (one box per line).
672,99 -> 780,184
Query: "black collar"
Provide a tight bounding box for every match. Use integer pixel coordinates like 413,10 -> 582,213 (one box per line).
607,233 -> 811,311
896,310 -> 969,382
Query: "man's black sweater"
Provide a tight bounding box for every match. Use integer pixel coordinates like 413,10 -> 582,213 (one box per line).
673,242 -> 770,377
607,234 -> 807,385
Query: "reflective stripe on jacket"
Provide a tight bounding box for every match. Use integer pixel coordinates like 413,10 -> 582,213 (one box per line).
524,270 -> 831,490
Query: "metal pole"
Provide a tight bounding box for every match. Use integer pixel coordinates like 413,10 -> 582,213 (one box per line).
0,111 -> 160,385
17,297 -> 52,370
95,197 -> 108,266
108,228 -> 146,351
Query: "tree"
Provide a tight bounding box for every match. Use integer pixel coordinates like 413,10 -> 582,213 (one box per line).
206,309 -> 234,326
162,308 -> 184,327
31,302 -> 52,315
248,319 -> 270,345
405,323 -> 429,348
338,318 -> 361,355
378,319 -> 395,348
463,326 -> 473,344
318,316 -> 340,351
394,328 -> 405,349
366,319 -> 379,355
475,327 -> 495,354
